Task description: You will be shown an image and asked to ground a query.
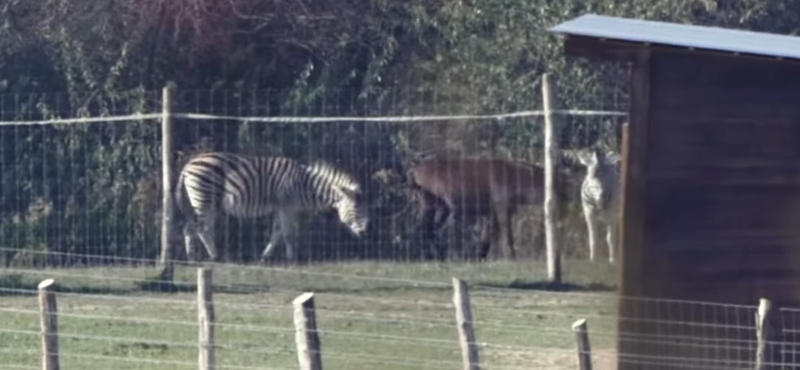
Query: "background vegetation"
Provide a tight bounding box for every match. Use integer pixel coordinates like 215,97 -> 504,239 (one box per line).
1,0 -> 797,265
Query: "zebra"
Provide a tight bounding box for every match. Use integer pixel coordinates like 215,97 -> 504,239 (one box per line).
577,148 -> 621,263
174,152 -> 370,262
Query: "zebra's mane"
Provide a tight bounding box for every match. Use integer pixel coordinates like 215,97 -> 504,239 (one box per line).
306,161 -> 361,192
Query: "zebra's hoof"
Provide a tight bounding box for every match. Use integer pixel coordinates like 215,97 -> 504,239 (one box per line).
259,255 -> 276,266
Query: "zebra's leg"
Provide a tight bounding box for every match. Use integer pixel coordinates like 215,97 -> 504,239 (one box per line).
583,206 -> 599,262
196,213 -> 218,262
606,221 -> 618,264
261,215 -> 283,261
182,221 -> 199,262
278,210 -> 300,263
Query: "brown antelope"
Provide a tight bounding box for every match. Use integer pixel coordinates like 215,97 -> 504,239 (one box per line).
407,156 -> 559,260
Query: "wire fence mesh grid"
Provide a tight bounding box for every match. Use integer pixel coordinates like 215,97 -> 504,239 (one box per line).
0,85 -> 626,268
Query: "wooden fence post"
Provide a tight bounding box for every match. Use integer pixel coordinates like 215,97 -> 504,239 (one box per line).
38,279 -> 59,370
198,268 -> 215,370
453,278 -> 480,370
572,319 -> 592,370
755,298 -> 773,370
293,292 -> 323,370
159,84 -> 175,282
542,73 -> 562,284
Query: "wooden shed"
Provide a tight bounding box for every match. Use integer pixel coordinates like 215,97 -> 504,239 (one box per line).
550,14 -> 800,369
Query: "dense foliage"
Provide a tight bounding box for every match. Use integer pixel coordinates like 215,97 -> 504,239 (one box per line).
1,0 -> 798,265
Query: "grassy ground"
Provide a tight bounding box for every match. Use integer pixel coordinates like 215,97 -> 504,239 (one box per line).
0,259 -> 619,370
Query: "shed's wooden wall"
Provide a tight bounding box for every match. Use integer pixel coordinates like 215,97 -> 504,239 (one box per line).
619,51 -> 800,370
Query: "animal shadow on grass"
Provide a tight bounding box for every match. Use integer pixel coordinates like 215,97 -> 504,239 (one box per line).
135,277 -> 197,294
479,279 -> 616,293
136,276 -> 269,295
310,284 -> 453,296
0,273 -> 141,297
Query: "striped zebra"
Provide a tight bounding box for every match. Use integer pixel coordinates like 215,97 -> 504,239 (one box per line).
578,148 -> 621,263
174,152 -> 370,262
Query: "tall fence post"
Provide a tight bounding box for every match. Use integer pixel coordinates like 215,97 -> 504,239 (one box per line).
755,298 -> 773,370
198,268 -> 215,370
572,319 -> 592,370
293,292 -> 323,370
38,279 -> 59,370
542,73 -> 562,284
159,85 -> 175,281
453,278 -> 480,370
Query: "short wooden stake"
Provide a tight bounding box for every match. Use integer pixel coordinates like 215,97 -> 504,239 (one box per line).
572,319 -> 592,370
198,268 -> 215,370
453,278 -> 480,370
38,279 -> 59,370
755,298 -> 773,370
294,292 -> 323,370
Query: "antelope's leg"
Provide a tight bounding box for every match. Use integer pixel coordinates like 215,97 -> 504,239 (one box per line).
478,214 -> 500,260
494,204 -> 515,260
424,194 -> 450,261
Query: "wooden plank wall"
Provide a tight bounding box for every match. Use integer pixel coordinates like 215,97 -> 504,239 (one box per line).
619,51 -> 800,370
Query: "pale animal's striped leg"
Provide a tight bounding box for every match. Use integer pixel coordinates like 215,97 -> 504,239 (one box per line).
182,221 -> 199,262
196,213 -> 218,261
261,215 -> 283,261
279,210 -> 300,263
606,221 -> 618,264
583,206 -> 598,262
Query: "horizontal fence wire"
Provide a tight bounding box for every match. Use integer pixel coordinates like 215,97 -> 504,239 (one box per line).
0,109 -> 626,126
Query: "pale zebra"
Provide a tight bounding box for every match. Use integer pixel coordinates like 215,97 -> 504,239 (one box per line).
174,152 -> 370,262
577,148 -> 621,263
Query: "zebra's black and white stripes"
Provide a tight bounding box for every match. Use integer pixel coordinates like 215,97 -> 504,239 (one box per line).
578,149 -> 621,263
174,152 -> 369,262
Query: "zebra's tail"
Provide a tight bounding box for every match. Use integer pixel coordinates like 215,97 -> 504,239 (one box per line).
172,168 -> 195,225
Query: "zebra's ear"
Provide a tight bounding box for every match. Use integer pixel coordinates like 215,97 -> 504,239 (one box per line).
605,151 -> 622,165
576,150 -> 592,166
578,149 -> 599,167
334,185 -> 360,199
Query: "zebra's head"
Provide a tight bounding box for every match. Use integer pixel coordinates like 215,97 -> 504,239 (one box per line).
579,150 -> 603,178
307,161 -> 370,237
332,185 -> 369,237
578,149 -> 620,178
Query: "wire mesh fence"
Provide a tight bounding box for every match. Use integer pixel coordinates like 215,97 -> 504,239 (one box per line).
0,82 -> 626,268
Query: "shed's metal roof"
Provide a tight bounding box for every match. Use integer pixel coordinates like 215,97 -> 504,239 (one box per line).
549,14 -> 800,61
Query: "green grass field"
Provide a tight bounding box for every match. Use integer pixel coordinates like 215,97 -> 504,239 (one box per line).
0,259 -> 620,370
